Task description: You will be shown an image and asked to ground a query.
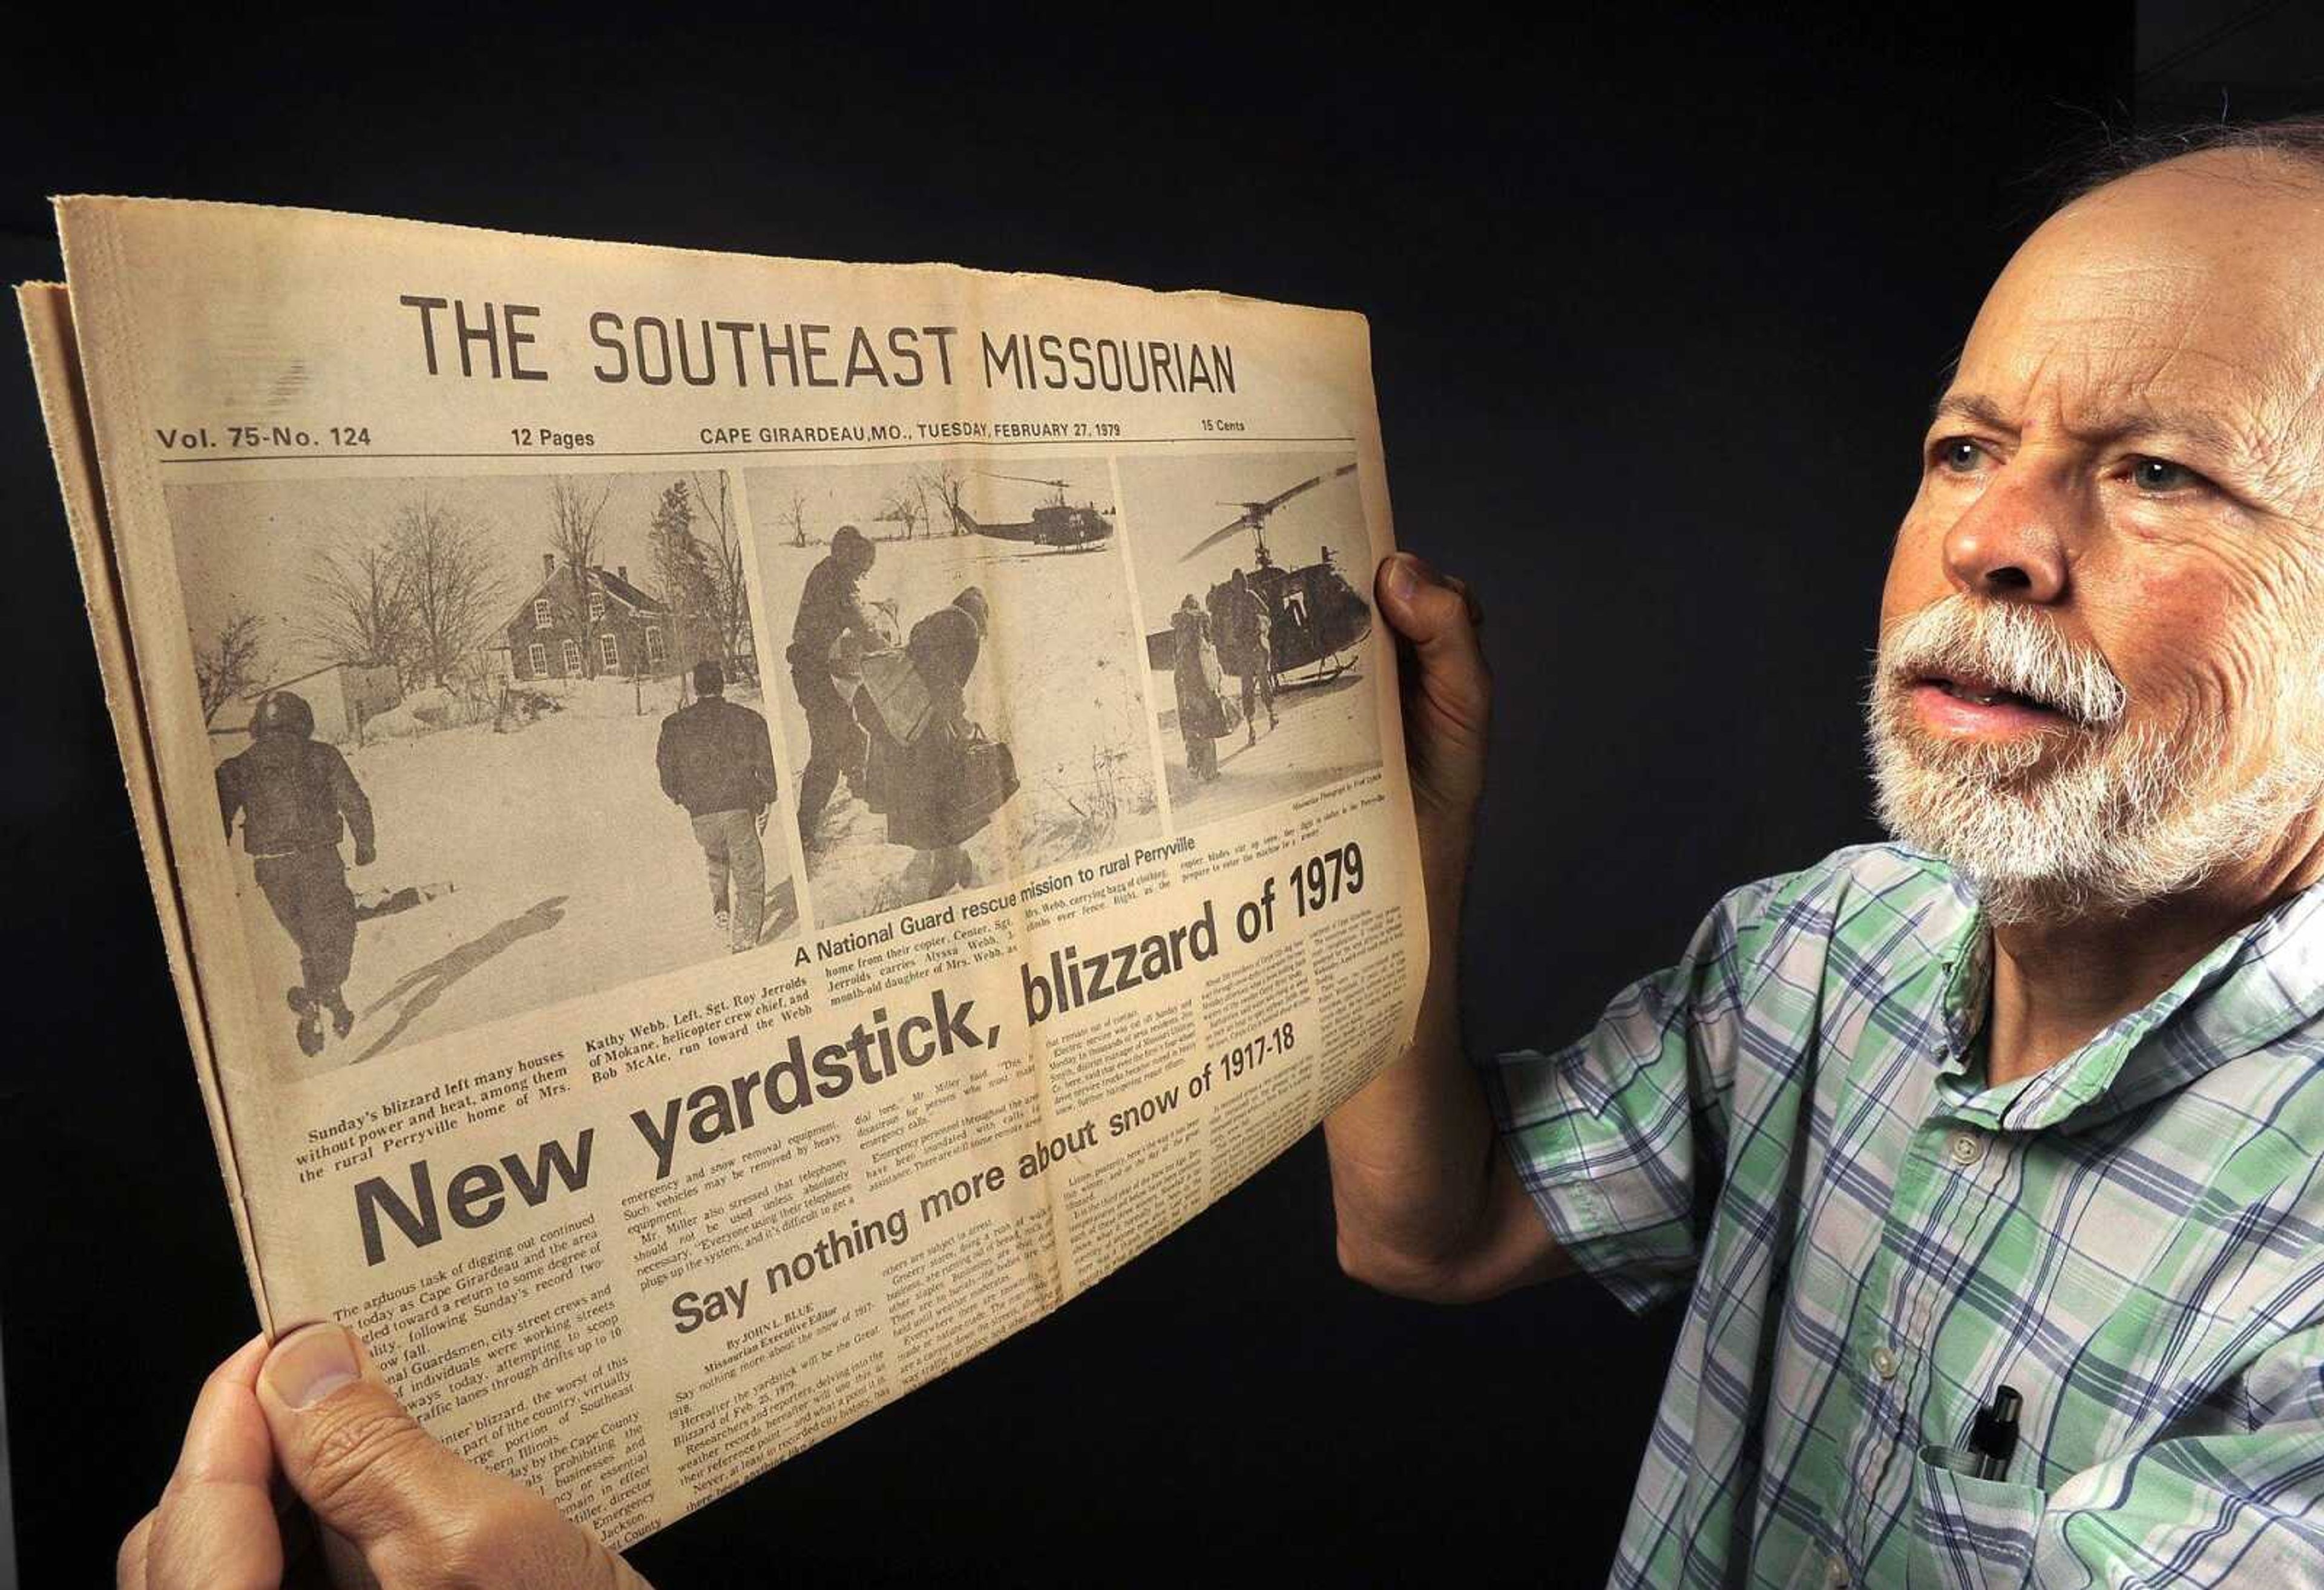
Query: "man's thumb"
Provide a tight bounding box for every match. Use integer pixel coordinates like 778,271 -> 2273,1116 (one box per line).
1376,552 -> 1488,721
256,1323 -> 464,1551
1377,554 -> 1483,666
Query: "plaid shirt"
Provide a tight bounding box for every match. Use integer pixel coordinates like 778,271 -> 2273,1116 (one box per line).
1487,843 -> 2324,1588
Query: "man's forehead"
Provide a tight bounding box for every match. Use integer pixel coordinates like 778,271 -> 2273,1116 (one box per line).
1949,163 -> 2324,453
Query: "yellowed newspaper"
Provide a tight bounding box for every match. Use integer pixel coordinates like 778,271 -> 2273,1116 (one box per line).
24,196 -> 1426,1548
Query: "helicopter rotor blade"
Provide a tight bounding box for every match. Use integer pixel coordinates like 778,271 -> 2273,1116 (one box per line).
1250,460 -> 1356,518
1180,512 -> 1260,563
1178,462 -> 1354,563
978,470 -> 1073,489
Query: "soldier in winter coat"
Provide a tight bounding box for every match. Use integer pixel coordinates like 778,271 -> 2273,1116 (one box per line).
787,525 -> 879,848
215,690 -> 375,1056
1211,568 -> 1278,748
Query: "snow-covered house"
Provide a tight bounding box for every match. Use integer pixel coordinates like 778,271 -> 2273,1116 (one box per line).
506,554 -> 677,682
212,661 -> 403,747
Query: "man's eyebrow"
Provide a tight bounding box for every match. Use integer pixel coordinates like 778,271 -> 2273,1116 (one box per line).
1928,391 -> 2254,462
1929,393 -> 2013,433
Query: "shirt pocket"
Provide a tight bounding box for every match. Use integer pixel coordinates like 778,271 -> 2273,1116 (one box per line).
1906,1442 -> 2046,1590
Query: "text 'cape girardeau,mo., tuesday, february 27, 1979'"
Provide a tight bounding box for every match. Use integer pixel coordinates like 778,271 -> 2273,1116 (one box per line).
20,197 -> 1426,1549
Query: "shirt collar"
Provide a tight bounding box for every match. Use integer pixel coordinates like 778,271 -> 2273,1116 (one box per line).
1924,863 -> 2324,1134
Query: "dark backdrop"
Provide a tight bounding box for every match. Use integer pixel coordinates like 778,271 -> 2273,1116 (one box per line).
1,11 -> 2139,1585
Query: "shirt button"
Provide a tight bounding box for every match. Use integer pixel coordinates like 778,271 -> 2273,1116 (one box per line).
1870,1345 -> 1899,1380
1826,1554 -> 1851,1588
1948,1131 -> 1984,1167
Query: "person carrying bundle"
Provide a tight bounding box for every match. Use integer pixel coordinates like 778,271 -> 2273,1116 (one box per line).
859,587 -> 1016,901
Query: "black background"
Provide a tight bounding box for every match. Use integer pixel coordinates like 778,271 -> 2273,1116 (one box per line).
0,7 -> 2239,1583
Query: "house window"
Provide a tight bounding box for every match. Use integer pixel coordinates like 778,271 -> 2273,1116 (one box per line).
533,597 -> 552,629
561,639 -> 583,676
527,642 -> 547,676
599,633 -> 620,672
644,627 -> 666,669
589,592 -> 606,622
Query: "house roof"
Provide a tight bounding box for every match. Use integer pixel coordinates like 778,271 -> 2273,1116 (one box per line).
509,563 -> 669,632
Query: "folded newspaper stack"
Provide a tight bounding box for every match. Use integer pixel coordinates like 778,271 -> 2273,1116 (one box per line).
21,198 -> 1426,1547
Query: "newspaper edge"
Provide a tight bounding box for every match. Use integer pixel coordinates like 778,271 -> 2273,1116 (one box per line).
15,280 -> 276,1333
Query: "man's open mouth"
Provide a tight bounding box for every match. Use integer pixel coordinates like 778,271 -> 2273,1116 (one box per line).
1907,672 -> 2081,730
1927,675 -> 2055,710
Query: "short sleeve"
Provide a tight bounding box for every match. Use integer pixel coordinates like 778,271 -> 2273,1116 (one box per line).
1482,877 -> 1779,1315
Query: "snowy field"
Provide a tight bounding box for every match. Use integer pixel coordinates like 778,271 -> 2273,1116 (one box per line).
224,676 -> 797,1078
757,533 -> 1161,928
1157,666 -> 1384,826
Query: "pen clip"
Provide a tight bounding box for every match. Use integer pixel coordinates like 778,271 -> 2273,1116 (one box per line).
1966,1385 -> 2022,1480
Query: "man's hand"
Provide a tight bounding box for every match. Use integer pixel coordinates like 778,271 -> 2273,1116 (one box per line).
1376,552 -> 1489,893
118,1324 -> 651,1589
352,840 -> 376,868
1324,554 -> 1565,1304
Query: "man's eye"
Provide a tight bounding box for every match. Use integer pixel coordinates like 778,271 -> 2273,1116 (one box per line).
2129,456 -> 2201,493
1931,437 -> 1984,473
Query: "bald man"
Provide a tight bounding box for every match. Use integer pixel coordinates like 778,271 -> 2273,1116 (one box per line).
1331,120 -> 2324,1584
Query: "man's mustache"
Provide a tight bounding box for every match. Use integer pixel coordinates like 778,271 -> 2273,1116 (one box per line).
1877,597 -> 2127,729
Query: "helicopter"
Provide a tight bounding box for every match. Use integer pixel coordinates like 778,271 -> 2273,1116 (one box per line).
1141,461 -> 1371,687
950,471 -> 1115,550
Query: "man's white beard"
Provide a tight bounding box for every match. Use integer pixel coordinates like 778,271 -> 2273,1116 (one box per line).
1866,597 -> 2324,925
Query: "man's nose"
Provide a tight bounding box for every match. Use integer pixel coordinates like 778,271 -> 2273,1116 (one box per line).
1942,471 -> 2069,603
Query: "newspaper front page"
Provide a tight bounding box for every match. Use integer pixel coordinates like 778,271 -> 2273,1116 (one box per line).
22,197 -> 1425,1548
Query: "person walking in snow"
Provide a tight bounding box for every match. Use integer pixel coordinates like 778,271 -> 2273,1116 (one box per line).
1170,595 -> 1228,785
216,690 -> 375,1057
657,659 -> 779,953
864,587 -> 1003,901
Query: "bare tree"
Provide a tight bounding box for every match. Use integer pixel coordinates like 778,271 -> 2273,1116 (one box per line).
546,477 -> 612,676
689,471 -> 752,677
195,610 -> 266,725
920,463 -> 971,536
650,479 -> 717,675
300,541 -> 415,682
393,492 -> 505,688
875,487 -> 925,540
783,484 -> 811,548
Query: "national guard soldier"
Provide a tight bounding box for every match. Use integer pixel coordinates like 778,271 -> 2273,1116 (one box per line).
1214,568 -> 1278,748
787,524 -> 880,847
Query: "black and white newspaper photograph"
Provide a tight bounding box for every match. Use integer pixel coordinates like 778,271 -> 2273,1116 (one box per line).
169,468 -> 796,1074
19,187 -> 1418,1575
1120,451 -> 1384,825
749,456 -> 1162,926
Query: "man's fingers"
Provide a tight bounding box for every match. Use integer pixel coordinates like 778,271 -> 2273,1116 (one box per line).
168,1336 -> 273,1487
256,1324 -> 646,1589
116,1510 -> 156,1589
141,1334 -> 284,1590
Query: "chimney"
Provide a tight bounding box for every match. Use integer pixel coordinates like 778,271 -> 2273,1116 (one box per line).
542,552 -> 554,580
617,565 -> 628,584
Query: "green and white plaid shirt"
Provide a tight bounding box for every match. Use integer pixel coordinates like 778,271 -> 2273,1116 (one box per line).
1488,844 -> 2324,1588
